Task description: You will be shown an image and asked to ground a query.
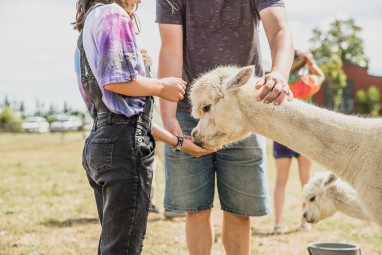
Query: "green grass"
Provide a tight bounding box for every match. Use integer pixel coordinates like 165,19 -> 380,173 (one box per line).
0,132 -> 381,255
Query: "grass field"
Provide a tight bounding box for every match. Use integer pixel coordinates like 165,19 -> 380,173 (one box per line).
0,132 -> 381,255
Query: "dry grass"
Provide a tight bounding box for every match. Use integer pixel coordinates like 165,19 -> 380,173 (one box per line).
0,132 -> 381,255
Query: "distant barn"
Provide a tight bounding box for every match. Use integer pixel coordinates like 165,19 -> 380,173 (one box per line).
313,63 -> 382,114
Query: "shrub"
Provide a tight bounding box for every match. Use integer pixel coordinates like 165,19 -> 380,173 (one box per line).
0,107 -> 22,132
355,85 -> 381,117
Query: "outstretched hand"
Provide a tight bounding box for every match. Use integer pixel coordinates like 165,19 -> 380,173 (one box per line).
182,135 -> 220,158
255,71 -> 293,105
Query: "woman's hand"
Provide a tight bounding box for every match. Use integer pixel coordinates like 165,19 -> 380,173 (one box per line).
151,123 -> 219,158
181,136 -> 220,158
158,77 -> 187,102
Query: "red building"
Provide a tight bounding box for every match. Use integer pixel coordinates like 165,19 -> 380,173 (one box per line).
313,63 -> 382,114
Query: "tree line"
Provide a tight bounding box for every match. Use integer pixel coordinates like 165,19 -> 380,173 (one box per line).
0,97 -> 86,132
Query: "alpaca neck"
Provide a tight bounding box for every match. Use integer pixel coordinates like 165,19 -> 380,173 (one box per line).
239,84 -> 382,184
331,183 -> 370,220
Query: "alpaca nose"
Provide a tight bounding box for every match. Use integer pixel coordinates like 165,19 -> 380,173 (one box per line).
303,212 -> 307,219
191,128 -> 203,147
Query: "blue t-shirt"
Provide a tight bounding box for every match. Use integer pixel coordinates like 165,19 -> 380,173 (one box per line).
74,3 -> 146,118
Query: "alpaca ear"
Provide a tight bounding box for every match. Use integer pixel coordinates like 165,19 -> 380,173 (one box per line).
324,173 -> 337,186
224,66 -> 254,92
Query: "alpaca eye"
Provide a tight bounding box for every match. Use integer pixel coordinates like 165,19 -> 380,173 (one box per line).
309,196 -> 316,202
202,105 -> 211,113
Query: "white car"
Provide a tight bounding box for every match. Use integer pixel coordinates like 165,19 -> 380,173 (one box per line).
22,116 -> 50,133
50,116 -> 83,132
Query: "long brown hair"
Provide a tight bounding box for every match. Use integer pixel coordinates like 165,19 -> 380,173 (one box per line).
72,0 -> 140,32
290,50 -> 307,75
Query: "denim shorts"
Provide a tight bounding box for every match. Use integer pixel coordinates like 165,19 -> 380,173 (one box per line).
164,112 -> 271,216
273,141 -> 300,159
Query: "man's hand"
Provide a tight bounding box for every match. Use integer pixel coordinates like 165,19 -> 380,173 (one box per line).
255,71 -> 293,105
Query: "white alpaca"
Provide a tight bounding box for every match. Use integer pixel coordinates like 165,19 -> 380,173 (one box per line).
302,172 -> 370,223
189,65 -> 382,226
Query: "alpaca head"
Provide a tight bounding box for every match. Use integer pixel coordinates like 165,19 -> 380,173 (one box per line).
190,66 -> 257,149
302,172 -> 339,223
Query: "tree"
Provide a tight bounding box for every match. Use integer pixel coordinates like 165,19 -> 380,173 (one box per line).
356,86 -> 381,117
310,19 -> 369,110
35,99 -> 42,116
19,101 -> 25,115
63,101 -> 71,115
3,96 -> 10,108
45,103 -> 59,123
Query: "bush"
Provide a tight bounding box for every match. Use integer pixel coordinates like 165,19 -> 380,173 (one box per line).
368,86 -> 381,117
0,107 -> 22,132
355,86 -> 381,117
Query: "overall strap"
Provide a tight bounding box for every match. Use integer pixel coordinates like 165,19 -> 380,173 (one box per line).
77,31 -> 110,114
141,94 -> 153,123
141,63 -> 154,123
85,3 -> 104,18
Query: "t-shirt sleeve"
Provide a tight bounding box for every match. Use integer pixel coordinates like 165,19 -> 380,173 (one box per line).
95,11 -> 139,86
309,74 -> 325,86
156,0 -> 184,24
256,0 -> 285,12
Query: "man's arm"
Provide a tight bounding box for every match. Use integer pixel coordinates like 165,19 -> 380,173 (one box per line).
158,23 -> 184,135
256,6 -> 294,105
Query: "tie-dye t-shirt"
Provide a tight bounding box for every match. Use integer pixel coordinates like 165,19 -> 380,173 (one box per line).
74,3 -> 146,119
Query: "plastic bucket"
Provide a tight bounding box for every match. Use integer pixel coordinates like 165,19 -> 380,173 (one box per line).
308,242 -> 361,255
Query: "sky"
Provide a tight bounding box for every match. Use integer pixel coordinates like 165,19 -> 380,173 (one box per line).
0,0 -> 381,114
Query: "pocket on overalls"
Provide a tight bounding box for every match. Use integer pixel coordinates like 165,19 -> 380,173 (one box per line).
88,138 -> 115,173
135,128 -> 155,199
137,147 -> 155,200
135,127 -> 156,159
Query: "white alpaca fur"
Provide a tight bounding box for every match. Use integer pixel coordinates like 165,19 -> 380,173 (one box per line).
302,172 -> 370,223
189,65 -> 382,226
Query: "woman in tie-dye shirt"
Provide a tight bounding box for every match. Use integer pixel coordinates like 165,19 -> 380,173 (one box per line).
73,1 -> 216,254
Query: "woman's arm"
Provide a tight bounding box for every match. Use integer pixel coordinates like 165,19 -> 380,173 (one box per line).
152,122 -> 217,158
305,53 -> 325,84
104,76 -> 186,102
307,60 -> 325,77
